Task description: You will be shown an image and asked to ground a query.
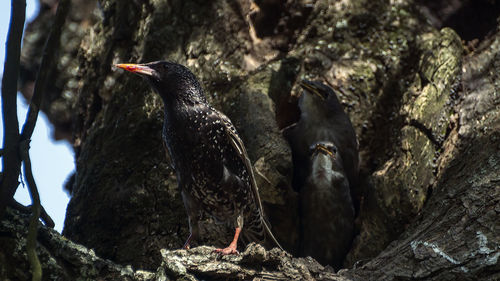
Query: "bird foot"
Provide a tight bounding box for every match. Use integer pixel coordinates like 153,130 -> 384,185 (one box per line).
214,245 -> 239,255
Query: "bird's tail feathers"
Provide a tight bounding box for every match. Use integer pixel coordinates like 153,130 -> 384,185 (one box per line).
242,208 -> 283,251
262,216 -> 283,250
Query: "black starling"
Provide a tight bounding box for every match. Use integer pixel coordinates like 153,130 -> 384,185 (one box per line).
285,80 -> 359,193
300,141 -> 354,268
115,61 -> 280,254
284,80 -> 358,267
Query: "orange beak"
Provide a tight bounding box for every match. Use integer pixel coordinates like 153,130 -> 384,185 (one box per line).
315,144 -> 334,157
115,63 -> 154,76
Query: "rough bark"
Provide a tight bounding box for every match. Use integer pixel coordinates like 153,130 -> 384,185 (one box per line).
1,208 -> 340,280
2,0 -> 499,280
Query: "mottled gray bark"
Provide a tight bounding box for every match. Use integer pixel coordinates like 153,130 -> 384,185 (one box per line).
1,0 -> 498,280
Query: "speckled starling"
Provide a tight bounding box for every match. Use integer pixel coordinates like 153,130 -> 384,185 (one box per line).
115,61 -> 280,254
300,141 -> 354,268
284,80 -> 358,267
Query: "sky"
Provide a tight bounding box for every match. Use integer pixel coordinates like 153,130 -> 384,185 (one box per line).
0,0 -> 74,232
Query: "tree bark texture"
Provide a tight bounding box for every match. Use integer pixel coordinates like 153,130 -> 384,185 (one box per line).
2,0 -> 499,280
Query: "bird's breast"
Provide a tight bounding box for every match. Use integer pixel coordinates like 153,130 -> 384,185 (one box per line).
310,154 -> 346,186
163,116 -> 227,176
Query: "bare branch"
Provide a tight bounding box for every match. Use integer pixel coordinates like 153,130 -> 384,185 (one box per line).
0,0 -> 26,219
20,0 -> 71,141
15,1 -> 72,279
9,199 -> 55,228
19,140 -> 42,281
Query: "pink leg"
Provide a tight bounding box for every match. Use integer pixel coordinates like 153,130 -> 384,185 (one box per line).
214,227 -> 241,255
183,233 -> 193,249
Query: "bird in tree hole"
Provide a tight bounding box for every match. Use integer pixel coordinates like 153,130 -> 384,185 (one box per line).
115,61 -> 281,254
284,80 -> 358,268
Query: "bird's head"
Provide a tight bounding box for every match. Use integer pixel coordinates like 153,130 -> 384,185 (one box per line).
299,79 -> 343,113
309,141 -> 345,182
309,141 -> 338,159
300,80 -> 330,100
115,61 -> 206,104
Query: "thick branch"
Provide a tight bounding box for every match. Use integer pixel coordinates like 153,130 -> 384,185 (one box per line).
0,0 -> 26,219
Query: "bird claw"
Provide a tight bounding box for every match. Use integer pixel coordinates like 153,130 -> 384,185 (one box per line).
214,246 -> 239,255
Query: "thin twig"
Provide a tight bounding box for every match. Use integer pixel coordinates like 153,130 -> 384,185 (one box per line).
20,0 -> 71,141
20,140 -> 42,281
16,1 -> 71,280
0,0 -> 26,219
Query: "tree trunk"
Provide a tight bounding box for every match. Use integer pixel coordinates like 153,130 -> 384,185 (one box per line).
1,0 -> 498,280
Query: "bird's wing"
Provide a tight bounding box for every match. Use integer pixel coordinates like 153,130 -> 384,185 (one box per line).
161,138 -> 175,170
220,117 -> 264,214
220,115 -> 283,250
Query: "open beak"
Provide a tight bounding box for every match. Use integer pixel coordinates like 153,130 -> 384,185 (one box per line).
115,63 -> 155,76
300,79 -> 327,100
311,143 -> 334,157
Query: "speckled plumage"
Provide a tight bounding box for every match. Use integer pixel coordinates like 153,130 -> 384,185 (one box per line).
284,80 -> 358,268
116,61 -> 280,253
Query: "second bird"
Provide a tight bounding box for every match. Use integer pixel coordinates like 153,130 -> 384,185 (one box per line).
116,61 -> 280,254
285,80 -> 358,268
